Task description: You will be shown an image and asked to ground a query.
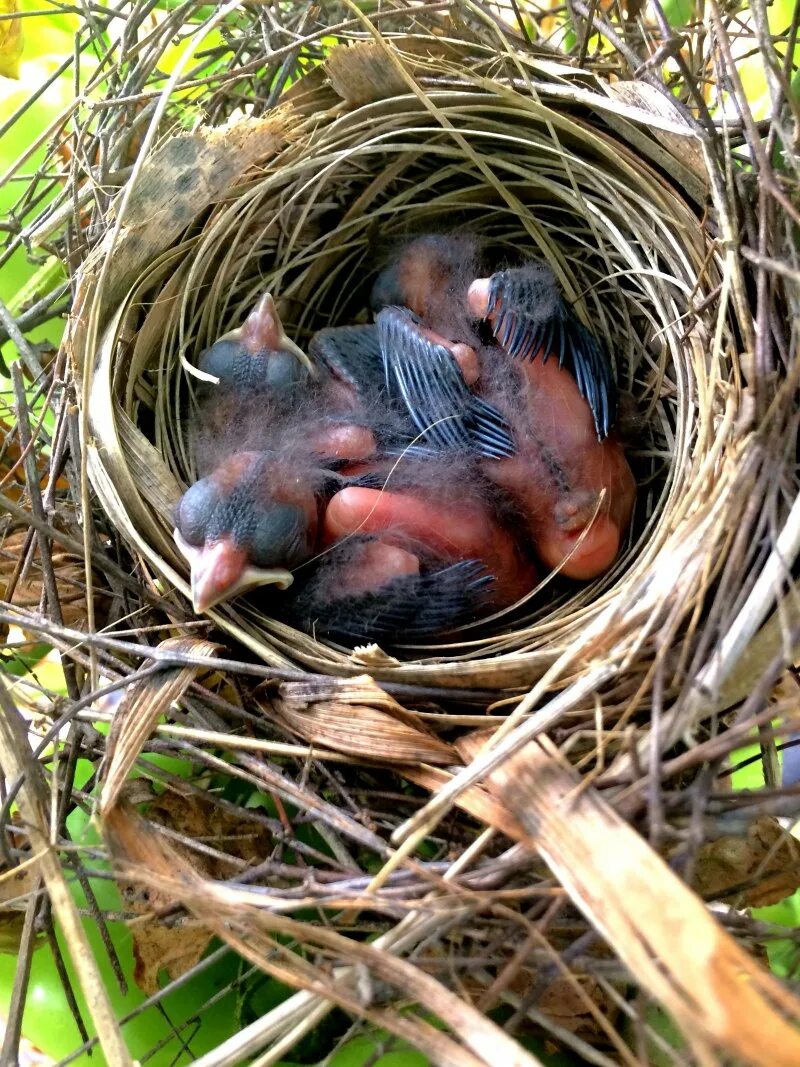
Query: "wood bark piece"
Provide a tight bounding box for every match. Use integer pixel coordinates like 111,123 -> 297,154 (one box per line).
486,738 -> 800,1067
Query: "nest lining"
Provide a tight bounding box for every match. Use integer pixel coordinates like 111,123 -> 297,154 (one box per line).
81,46 -> 730,683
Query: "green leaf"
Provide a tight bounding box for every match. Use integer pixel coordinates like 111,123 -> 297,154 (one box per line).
661,0 -> 694,27
0,643 -> 53,676
753,892 -> 800,978
0,1 -> 23,79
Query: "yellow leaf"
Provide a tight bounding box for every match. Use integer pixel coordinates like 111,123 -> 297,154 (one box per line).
0,1 -> 23,80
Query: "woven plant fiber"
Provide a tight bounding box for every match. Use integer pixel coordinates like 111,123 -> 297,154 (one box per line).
2,4 -> 799,1066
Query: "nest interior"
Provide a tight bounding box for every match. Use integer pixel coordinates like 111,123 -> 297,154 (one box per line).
76,36 -> 728,690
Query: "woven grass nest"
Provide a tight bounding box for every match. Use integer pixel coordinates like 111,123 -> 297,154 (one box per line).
74,33 -> 720,687
4,3 -> 800,1066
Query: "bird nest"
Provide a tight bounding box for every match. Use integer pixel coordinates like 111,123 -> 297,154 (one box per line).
73,30 -> 720,688
3,3 -> 800,1067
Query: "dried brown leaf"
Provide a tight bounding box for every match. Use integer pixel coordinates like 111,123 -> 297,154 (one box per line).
347,644 -> 403,669
693,816 -> 800,907
104,798 -> 211,993
70,107 -> 299,378
113,788 -> 270,994
1,529 -> 100,633
279,674 -> 407,714
274,695 -> 457,766
533,976 -> 615,1040
125,890 -> 210,996
324,42 -> 408,105
604,81 -> 708,187
0,855 -> 41,955
100,636 -> 219,814
145,789 -> 274,876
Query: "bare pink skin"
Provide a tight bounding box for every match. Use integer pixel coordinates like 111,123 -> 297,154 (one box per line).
448,343 -> 480,386
324,486 -> 536,606
467,278 -> 492,319
310,424 -> 377,463
536,515 -> 621,580
481,354 -> 635,579
333,541 -> 421,598
416,321 -> 480,386
381,252 -> 635,580
464,275 -> 635,579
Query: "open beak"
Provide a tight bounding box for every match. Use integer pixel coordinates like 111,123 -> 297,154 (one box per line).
173,530 -> 293,613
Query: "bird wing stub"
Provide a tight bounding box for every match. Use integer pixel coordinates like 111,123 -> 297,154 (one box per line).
293,555 -> 494,640
469,265 -> 617,441
377,306 -> 515,460
309,324 -> 385,396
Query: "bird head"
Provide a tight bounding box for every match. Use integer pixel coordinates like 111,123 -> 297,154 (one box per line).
173,451 -> 319,612
196,292 -> 314,393
370,234 -> 482,339
237,292 -> 312,369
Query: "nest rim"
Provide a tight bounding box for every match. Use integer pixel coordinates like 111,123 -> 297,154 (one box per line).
75,39 -> 734,686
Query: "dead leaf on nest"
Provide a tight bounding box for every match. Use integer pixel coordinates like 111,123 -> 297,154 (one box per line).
0,529 -> 96,636
0,869 -> 40,954
117,787 -> 273,993
693,816 -> 800,907
0,417 -> 70,502
273,676 -> 457,765
324,41 -> 408,106
122,880 -> 210,996
0,817 -> 43,955
145,789 -> 274,875
100,636 -> 219,814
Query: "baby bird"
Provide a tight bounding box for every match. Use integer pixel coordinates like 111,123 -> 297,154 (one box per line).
175,300 -> 387,613
174,451 -> 316,612
289,457 -> 537,639
176,297 -> 514,630
373,233 -> 636,579
195,291 -> 312,395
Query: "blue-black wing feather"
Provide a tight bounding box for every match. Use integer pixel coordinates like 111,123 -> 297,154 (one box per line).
290,555 -> 494,640
485,266 -> 616,440
377,307 -> 515,460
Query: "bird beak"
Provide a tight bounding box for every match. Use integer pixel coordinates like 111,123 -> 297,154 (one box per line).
466,278 -> 492,319
173,530 -> 293,613
241,293 -> 315,374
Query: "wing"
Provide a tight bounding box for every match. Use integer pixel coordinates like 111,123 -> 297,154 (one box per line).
309,324 -> 385,397
483,265 -> 617,440
377,307 -> 515,460
291,556 -> 494,640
